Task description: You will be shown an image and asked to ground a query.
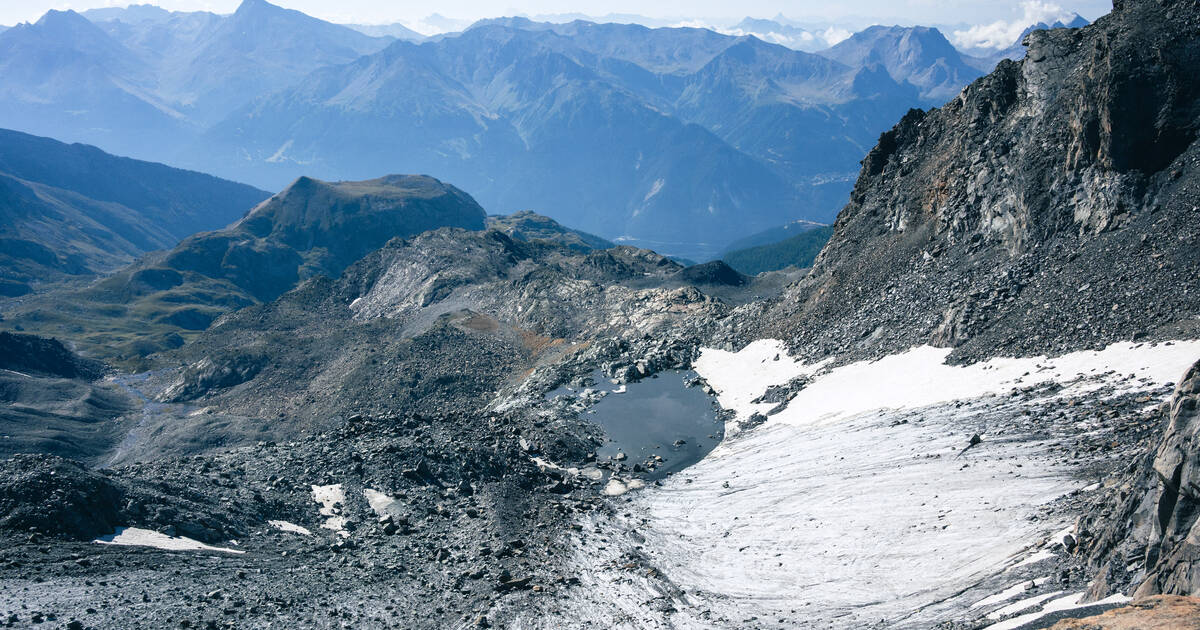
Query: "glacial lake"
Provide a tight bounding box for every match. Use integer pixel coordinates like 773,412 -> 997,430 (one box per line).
548,369 -> 724,480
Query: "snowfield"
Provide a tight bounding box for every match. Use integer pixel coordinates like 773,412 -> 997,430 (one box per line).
693,339 -> 1200,431
94,527 -> 245,554
522,339 -> 1200,628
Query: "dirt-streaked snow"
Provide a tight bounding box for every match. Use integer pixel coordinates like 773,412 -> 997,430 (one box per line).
971,577 -> 1051,609
94,527 -> 245,554
983,592 -> 1131,630
694,340 -> 1200,431
526,340 -> 1200,628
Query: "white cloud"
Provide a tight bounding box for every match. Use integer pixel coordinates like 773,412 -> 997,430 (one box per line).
713,22 -> 851,52
950,1 -> 1073,52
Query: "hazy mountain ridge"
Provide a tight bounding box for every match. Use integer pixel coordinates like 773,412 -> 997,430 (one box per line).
818,25 -> 985,103
200,17 -> 925,258
0,0 -> 981,259
0,1 -> 395,159
0,128 -> 268,296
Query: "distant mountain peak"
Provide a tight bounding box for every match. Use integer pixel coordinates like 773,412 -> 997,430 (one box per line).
34,8 -> 92,30
821,24 -> 980,103
237,174 -> 484,242
236,0 -> 276,11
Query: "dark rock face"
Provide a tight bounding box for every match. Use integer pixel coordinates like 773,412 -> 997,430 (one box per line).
0,332 -> 105,380
0,455 -> 122,539
1139,360 -> 1200,596
757,0 -> 1200,364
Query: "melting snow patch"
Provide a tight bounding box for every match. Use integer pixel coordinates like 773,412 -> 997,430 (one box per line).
362,488 -> 403,518
269,520 -> 313,536
694,340 -> 1200,431
971,577 -> 1052,608
986,590 -> 1064,620
311,483 -> 348,536
94,527 -> 244,554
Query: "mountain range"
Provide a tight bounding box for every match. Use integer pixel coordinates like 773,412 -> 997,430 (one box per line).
0,2 -> 1097,260
0,0 -> 1074,260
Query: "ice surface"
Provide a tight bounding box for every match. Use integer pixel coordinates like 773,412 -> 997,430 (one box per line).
532,340 -> 1199,628
94,527 -> 245,554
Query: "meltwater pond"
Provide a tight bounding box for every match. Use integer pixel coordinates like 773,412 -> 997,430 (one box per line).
548,370 -> 724,479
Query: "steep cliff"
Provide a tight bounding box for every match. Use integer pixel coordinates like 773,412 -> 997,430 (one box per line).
759,0 -> 1200,364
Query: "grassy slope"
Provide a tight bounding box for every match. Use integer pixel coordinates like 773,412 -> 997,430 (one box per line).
722,225 -> 833,275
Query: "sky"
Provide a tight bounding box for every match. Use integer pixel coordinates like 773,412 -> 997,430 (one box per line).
0,0 -> 1114,35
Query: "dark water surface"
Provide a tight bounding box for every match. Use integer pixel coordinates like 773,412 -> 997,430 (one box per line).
550,370 -> 724,480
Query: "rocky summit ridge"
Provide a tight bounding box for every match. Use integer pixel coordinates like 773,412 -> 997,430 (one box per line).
749,0 -> 1200,365
1,174 -> 487,364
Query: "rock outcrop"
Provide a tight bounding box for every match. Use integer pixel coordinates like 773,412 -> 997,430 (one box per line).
1139,359 -> 1200,596
758,0 -> 1200,364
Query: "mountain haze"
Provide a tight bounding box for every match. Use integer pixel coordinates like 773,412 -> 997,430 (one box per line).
0,1 -> 975,259
0,129 -> 268,296
199,18 -> 925,258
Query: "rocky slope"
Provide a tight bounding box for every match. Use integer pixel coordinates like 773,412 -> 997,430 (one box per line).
142,229 -> 734,440
753,0 -> 1200,365
1,174 -> 486,364
0,332 -> 137,461
0,225 -> 771,628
